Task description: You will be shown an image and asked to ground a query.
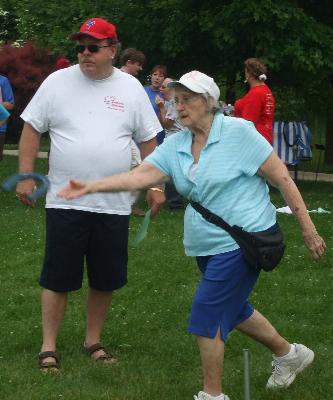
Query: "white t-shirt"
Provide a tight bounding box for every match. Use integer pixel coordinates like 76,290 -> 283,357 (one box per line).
164,100 -> 183,137
21,65 -> 162,214
130,140 -> 141,169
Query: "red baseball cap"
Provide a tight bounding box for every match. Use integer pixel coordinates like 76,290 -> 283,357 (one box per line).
70,18 -> 118,41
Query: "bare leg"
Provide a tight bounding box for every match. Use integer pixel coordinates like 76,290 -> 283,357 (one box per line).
41,289 -> 68,362
236,309 -> 290,356
84,288 -> 113,359
197,330 -> 225,396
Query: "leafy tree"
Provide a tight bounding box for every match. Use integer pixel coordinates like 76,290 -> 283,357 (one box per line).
2,0 -> 123,58
297,0 -> 333,162
2,0 -> 333,162
6,1 -> 333,92
0,4 -> 19,43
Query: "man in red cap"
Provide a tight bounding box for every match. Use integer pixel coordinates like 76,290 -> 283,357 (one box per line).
16,17 -> 165,372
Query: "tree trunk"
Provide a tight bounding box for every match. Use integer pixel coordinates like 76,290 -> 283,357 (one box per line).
324,106 -> 333,164
225,75 -> 236,105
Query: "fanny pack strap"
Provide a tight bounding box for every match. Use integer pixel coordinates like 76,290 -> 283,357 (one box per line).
190,201 -> 234,234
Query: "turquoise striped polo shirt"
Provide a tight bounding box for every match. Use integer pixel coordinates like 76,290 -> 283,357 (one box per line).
145,113 -> 276,256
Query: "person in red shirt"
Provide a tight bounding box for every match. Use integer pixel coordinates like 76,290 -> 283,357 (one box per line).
234,58 -> 275,144
54,57 -> 71,70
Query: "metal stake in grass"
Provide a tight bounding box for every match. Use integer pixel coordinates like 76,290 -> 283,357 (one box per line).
243,348 -> 251,400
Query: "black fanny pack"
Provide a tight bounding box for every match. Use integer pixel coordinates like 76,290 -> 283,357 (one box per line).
190,201 -> 286,272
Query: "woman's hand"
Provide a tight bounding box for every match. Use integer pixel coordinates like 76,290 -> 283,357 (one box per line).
57,180 -> 92,200
302,230 -> 326,261
155,95 -> 164,106
146,188 -> 166,216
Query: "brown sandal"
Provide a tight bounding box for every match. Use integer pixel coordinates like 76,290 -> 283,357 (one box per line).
83,342 -> 117,364
38,351 -> 60,373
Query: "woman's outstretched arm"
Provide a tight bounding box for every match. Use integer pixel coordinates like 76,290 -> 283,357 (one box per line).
57,161 -> 169,200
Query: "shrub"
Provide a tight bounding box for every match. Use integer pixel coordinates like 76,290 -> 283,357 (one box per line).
0,42 -> 54,143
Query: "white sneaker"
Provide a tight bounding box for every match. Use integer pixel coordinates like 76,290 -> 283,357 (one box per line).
193,391 -> 230,400
266,343 -> 314,389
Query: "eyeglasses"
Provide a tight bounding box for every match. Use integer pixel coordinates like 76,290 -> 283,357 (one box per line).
76,44 -> 111,53
173,95 -> 201,106
161,85 -> 168,89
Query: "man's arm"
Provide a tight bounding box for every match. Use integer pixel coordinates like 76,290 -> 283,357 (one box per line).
139,137 -> 158,160
139,136 -> 166,215
16,122 -> 41,207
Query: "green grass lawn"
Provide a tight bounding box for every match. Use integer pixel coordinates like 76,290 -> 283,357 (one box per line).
0,156 -> 332,400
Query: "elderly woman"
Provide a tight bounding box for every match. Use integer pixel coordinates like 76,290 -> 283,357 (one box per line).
58,71 -> 326,400
234,58 -> 275,144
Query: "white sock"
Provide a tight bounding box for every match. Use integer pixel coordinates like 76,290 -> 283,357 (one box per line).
212,395 -> 225,400
205,393 -> 225,400
275,343 -> 296,360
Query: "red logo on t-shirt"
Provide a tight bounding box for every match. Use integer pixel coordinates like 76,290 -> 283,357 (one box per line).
104,96 -> 125,112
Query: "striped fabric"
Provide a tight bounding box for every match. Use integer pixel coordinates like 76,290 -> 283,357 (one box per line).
273,121 -> 312,165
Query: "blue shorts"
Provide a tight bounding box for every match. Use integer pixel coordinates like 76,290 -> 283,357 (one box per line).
188,249 -> 260,342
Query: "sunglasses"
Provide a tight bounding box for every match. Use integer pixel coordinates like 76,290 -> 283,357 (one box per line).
76,44 -> 111,53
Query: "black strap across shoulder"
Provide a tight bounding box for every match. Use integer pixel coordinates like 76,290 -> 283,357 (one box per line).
190,201 -> 233,232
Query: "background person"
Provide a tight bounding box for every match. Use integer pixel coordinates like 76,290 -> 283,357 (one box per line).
54,57 -> 71,70
156,77 -> 184,209
234,58 -> 275,144
144,65 -> 167,144
0,74 -> 15,161
157,77 -> 184,137
0,103 -> 10,126
58,70 -> 325,400
16,17 -> 165,373
120,47 -> 146,77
